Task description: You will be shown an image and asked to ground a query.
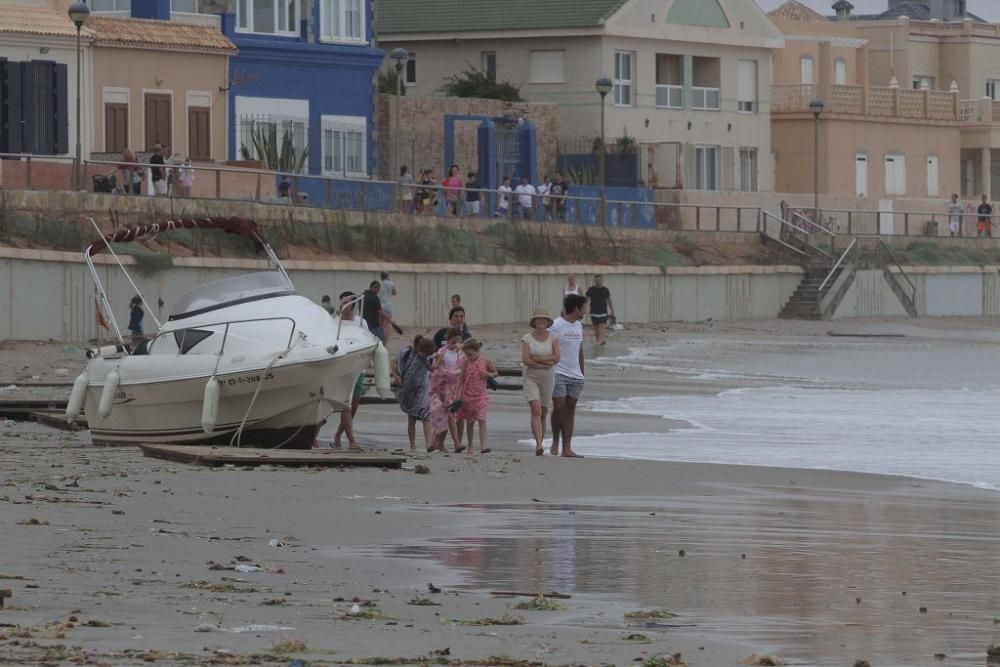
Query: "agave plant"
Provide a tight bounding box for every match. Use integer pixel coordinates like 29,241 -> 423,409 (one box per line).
239,122 -> 309,173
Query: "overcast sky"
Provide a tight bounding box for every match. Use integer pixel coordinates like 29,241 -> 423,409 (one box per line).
754,0 -> 1000,21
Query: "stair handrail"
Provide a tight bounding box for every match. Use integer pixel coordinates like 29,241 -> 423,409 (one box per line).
762,209 -> 813,237
789,209 -> 837,239
760,210 -> 809,257
818,237 -> 858,297
876,239 -> 917,304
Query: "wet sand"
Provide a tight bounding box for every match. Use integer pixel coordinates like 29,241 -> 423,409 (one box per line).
4,318 -> 1000,665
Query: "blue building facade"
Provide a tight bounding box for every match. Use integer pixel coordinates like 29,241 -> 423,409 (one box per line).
220,0 -> 382,191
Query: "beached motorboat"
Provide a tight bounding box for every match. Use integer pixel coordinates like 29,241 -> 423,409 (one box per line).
66,217 -> 389,449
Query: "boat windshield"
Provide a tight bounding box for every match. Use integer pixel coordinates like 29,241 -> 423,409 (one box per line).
169,271 -> 295,321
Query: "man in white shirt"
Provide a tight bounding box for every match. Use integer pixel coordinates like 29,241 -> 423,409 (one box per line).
548,293 -> 587,458
495,176 -> 512,217
514,176 -> 537,219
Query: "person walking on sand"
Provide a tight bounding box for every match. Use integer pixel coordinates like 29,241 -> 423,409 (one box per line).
586,275 -> 615,346
948,193 -> 963,237
361,281 -> 385,343
396,335 -> 436,451
451,294 -> 462,309
428,328 -> 466,452
522,308 -> 560,456
433,305 -> 471,349
332,292 -> 364,450
564,275 -> 583,298
456,338 -> 498,454
550,294 -> 587,458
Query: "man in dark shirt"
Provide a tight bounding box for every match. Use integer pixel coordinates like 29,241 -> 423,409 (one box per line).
551,171 -> 569,221
464,172 -> 482,217
978,195 -> 993,238
585,274 -> 614,346
150,145 -> 166,196
361,281 -> 385,343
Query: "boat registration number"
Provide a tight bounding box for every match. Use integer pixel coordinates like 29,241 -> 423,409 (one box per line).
226,372 -> 274,386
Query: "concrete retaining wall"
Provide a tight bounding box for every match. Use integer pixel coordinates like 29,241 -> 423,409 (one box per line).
0,248 -> 803,342
833,267 -> 1000,319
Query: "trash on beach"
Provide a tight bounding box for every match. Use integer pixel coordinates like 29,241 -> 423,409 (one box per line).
194,623 -> 294,633
414,464 -> 430,475
335,604 -> 391,621
490,590 -> 571,599
272,638 -> 307,654
622,633 -> 651,642
268,538 -> 287,548
0,385 -> 18,393
234,564 -> 262,573
643,654 -> 687,667
625,608 -> 678,621
988,645 -> 1000,664
457,614 -> 523,626
407,596 -> 441,606
853,661 -> 871,667
0,419 -> 15,428
54,369 -> 69,377
743,655 -> 784,666
514,595 -> 566,611
16,518 -> 49,526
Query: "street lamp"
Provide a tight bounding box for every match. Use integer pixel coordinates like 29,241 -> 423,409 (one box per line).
809,98 -> 825,224
595,76 -> 613,225
68,1 -> 90,192
390,48 -> 408,210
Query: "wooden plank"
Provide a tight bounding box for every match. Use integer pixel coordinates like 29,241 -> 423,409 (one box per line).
30,411 -> 85,432
0,399 -> 69,421
138,444 -> 406,469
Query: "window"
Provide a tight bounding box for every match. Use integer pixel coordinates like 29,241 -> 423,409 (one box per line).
321,116 -> 366,177
855,153 -> 868,197
927,155 -> 939,197
738,148 -> 758,192
91,0 -> 130,11
482,51 -> 496,81
320,0 -> 364,43
529,50 -> 565,84
694,145 -> 719,191
404,54 -> 416,86
835,58 -> 847,85
884,154 -> 906,195
613,51 -> 634,106
912,75 -> 935,90
800,56 -> 814,85
172,0 -> 215,12
987,79 -> 1000,100
737,60 -> 757,113
103,88 -> 129,154
655,54 -> 683,109
693,56 -> 721,110
238,114 -> 307,171
236,0 -> 299,36
954,0 -> 966,16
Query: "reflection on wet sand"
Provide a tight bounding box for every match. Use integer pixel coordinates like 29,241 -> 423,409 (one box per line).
371,486 -> 1000,666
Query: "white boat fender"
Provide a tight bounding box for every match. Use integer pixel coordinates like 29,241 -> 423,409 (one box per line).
97,368 -> 120,419
65,371 -> 89,423
374,342 -> 391,398
201,376 -> 221,435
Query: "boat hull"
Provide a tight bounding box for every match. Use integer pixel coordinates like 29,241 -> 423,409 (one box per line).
85,350 -> 371,449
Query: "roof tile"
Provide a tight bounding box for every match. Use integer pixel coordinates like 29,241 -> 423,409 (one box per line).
768,1 -> 828,22
0,4 -> 95,39
88,16 -> 236,54
375,0 -> 629,34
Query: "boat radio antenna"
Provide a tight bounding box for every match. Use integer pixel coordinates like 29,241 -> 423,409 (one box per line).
87,217 -> 163,330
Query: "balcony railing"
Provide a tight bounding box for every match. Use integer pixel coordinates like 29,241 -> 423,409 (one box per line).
655,84 -> 683,109
691,86 -> 720,111
772,84 -> 815,112
774,84 -> 959,121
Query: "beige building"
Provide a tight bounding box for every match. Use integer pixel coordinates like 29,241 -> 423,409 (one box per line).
770,0 -> 1000,200
376,0 -> 784,192
87,15 -> 235,161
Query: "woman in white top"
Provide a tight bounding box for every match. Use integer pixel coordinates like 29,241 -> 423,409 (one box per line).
522,308 -> 560,456
564,275 -> 583,297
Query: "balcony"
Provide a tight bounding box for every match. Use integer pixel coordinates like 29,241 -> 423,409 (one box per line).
655,84 -> 683,109
772,84 -> 959,121
692,86 -> 720,111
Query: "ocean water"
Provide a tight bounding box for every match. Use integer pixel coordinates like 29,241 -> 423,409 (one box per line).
578,337 -> 1000,491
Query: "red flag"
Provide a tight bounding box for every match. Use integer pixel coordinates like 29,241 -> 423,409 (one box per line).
95,297 -> 110,331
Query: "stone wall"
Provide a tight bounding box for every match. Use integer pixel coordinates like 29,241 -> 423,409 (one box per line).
374,94 -> 559,183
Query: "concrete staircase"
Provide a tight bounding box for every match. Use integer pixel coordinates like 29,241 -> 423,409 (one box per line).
779,265 -> 838,320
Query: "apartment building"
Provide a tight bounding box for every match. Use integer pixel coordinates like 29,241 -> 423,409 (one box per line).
377,0 -> 784,192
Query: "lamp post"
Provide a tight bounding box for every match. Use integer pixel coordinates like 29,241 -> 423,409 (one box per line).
68,2 -> 90,191
595,76 -> 613,225
809,98 -> 825,224
390,48 -> 408,210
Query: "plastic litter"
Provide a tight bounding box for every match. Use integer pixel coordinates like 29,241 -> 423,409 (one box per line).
54,368 -> 69,377
268,538 -> 287,548
62,346 -> 81,353
0,385 -> 18,393
194,623 -> 293,633
234,564 -> 262,573
349,604 -> 361,615
1,419 -> 16,428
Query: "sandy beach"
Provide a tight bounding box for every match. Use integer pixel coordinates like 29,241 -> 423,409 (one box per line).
4,317 -> 1000,666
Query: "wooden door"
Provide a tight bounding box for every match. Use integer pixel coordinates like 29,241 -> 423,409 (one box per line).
144,94 -> 171,151
105,102 -> 128,153
187,107 -> 210,160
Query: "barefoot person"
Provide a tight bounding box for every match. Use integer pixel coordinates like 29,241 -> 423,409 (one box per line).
333,291 -> 363,450
397,336 -> 436,451
586,274 -> 614,346
428,328 -> 465,452
456,338 -> 498,454
550,294 -> 586,458
522,308 -> 560,456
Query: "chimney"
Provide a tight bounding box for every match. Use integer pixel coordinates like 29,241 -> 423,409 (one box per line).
832,0 -> 854,20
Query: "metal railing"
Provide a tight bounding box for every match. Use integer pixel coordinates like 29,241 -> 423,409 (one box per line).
819,237 -> 857,297
876,238 -> 918,309
146,316 -> 298,358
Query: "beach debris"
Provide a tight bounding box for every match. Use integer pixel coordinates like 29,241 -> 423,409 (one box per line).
16,518 -> 49,526
272,638 -> 307,654
0,589 -> 10,608
490,590 -> 571,599
853,661 -> 871,667
268,538 -> 287,548
625,608 -> 678,621
0,385 -> 18,393
183,580 -> 262,593
933,653 -> 946,661
414,464 -> 430,475
919,607 -> 928,614
431,648 -> 451,656
743,655 -> 784,666
643,653 -> 687,667
54,369 -> 69,377
514,595 -> 567,611
83,619 -> 112,628
622,633 -> 650,642
678,549 -> 686,557
194,623 -> 294,633
427,583 -> 442,594
234,564 -> 262,574
988,645 -> 1000,663
407,596 -> 441,606
336,604 -> 391,621
260,598 -> 288,606
457,614 -> 523,626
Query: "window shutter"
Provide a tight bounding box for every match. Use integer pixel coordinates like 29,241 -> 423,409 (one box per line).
529,51 -> 565,84
54,63 -> 68,155
722,146 -> 735,191
6,62 -> 22,152
737,61 -> 755,103
20,62 -> 36,153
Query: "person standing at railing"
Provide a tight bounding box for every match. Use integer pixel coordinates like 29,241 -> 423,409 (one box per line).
464,171 -> 482,217
948,193 -> 963,237
150,145 -> 167,196
442,164 -> 464,216
538,175 -> 553,221
178,158 -> 194,198
121,150 -> 142,195
515,175 -> 537,219
978,195 -> 993,238
398,165 -> 414,213
495,176 -> 512,217
551,171 -> 569,221
416,168 -> 437,215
